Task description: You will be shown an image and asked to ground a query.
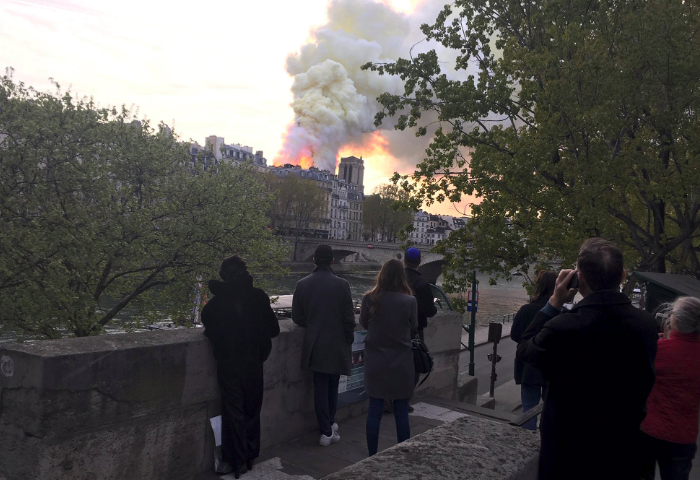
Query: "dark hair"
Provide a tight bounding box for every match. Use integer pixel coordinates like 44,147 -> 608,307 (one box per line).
367,259 -> 413,317
219,255 -> 250,283
314,245 -> 333,266
577,238 -> 624,291
532,270 -> 557,301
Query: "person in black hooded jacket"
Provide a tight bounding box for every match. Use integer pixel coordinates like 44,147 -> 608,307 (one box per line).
201,255 -> 280,478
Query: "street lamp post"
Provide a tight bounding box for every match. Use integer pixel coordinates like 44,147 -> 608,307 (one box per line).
468,269 -> 477,376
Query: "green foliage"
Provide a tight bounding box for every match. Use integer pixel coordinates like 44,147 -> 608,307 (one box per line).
362,183 -> 414,242
264,173 -> 328,259
0,70 -> 287,338
365,0 -> 700,285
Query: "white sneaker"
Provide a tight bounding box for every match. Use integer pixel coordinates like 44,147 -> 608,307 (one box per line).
319,431 -> 340,446
332,423 -> 339,433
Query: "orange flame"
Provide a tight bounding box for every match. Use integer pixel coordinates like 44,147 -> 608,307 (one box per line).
338,131 -> 390,160
273,123 -> 317,169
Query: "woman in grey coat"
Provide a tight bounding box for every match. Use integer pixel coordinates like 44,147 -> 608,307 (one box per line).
360,259 -> 418,456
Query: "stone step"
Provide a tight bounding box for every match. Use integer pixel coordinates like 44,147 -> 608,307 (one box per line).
477,379 -> 523,414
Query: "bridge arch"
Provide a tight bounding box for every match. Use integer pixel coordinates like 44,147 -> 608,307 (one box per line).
291,237 -> 445,267
302,249 -> 379,263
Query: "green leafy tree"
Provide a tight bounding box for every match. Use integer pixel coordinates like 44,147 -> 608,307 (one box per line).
263,173 -> 327,259
0,71 -> 287,338
366,0 -> 700,294
362,184 -> 414,242
362,194 -> 382,241
286,176 -> 328,260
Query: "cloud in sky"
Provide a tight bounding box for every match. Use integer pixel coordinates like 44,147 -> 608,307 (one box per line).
1,0 -> 330,153
1,0 -> 476,215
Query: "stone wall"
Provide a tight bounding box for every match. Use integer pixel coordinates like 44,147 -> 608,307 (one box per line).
0,310 -> 462,480
323,415 -> 540,480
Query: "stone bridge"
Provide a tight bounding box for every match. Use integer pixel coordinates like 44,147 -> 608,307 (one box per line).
289,238 -> 446,283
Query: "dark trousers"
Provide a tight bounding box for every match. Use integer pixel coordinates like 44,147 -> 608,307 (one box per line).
640,431 -> 697,480
218,363 -> 264,468
413,328 -> 424,387
520,383 -> 547,430
313,371 -> 340,437
366,397 -> 410,456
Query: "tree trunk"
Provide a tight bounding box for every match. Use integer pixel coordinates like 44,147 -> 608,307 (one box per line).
653,200 -> 666,273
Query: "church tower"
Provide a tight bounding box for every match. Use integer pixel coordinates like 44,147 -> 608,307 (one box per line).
338,156 -> 364,193
338,156 -> 365,241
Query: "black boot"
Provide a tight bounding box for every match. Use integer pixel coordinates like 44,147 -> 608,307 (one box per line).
246,458 -> 254,471
234,464 -> 241,479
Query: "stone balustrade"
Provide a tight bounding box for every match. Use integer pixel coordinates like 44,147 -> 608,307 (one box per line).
0,310 -> 463,480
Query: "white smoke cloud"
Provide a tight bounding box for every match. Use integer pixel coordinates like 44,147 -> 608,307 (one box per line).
277,0 -> 410,171
277,0 -> 479,173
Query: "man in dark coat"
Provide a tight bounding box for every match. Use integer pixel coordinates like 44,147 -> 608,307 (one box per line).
403,247 -> 437,342
201,256 -> 280,477
517,238 -> 658,480
292,245 -> 356,446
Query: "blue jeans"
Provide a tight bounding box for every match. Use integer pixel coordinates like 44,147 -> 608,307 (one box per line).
520,383 -> 547,430
366,397 -> 410,456
313,372 -> 340,437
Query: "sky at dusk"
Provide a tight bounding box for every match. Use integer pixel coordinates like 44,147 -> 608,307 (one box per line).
0,0 -> 472,216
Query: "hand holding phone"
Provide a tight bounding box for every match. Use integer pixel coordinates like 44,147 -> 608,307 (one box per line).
550,269 -> 579,310
567,271 -> 579,290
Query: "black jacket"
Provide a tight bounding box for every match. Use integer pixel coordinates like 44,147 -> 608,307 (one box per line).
405,267 -> 437,330
517,290 -> 658,480
201,276 -> 280,370
510,297 -> 548,386
292,265 -> 356,375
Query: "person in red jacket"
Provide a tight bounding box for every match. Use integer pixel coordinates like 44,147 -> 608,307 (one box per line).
640,296 -> 700,480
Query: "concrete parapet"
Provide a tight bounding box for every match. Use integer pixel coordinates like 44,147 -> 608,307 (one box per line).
457,371 -> 478,404
322,415 -> 540,480
414,311 -> 463,400
0,310 -> 463,479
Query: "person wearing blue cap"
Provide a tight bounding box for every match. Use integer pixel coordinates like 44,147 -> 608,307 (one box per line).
403,247 -> 438,344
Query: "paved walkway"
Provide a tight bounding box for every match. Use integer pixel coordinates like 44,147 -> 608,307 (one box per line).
195,398 -> 507,480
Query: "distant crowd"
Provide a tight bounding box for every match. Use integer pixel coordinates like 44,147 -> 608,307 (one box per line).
201,238 -> 700,480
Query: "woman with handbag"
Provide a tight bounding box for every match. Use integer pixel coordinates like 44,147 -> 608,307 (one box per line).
359,259 -> 418,456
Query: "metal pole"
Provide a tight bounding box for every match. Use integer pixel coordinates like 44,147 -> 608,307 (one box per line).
468,270 -> 477,376
490,341 -> 498,397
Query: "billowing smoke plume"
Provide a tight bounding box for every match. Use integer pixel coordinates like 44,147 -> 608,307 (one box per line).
276,0 -> 479,182
276,0 -> 410,171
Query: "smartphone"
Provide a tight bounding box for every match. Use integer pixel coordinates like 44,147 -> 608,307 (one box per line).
567,271 -> 579,290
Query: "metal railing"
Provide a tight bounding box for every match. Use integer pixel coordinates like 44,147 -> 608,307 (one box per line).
430,284 -> 453,311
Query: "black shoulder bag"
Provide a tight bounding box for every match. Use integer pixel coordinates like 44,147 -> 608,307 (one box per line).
412,335 -> 434,387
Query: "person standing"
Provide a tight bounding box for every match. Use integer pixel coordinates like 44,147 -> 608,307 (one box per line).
640,296 -> 700,480
360,259 -> 418,456
517,238 -> 658,480
292,245 -> 356,446
201,256 -> 280,478
403,247 -> 437,342
510,271 -> 557,430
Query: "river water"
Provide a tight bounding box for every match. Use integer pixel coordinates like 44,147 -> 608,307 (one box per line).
0,271 -> 531,344
267,270 -> 531,325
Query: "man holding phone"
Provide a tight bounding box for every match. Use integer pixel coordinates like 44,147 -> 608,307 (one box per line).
517,238 -> 658,480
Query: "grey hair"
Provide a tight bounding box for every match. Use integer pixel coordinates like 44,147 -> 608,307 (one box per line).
666,296 -> 700,334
